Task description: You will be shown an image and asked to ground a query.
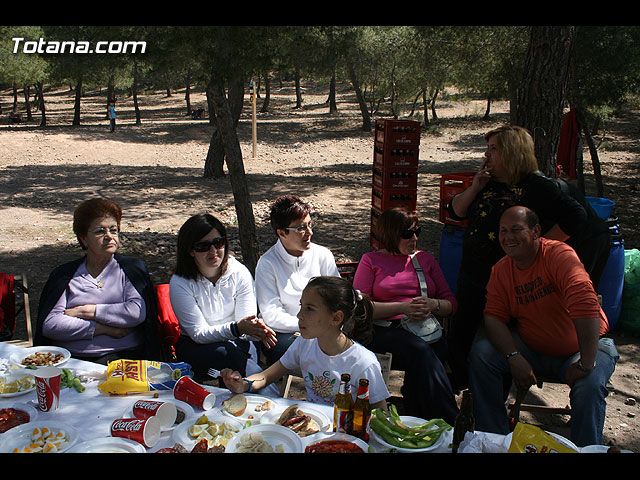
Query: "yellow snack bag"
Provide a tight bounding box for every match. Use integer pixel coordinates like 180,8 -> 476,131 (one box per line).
98,359 -> 192,395
508,423 -> 578,453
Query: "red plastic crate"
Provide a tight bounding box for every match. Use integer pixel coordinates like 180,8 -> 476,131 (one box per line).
372,185 -> 417,212
375,119 -> 421,146
372,166 -> 418,191
373,141 -> 419,169
439,172 -> 475,227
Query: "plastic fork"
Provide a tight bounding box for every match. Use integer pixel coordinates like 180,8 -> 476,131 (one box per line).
207,368 -> 255,390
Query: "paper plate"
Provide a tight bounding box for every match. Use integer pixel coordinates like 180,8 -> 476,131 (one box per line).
580,444 -> 633,454
68,437 -> 146,453
0,420 -> 79,453
0,372 -> 36,398
302,432 -> 370,453
122,398 -> 194,432
221,394 -> 278,423
225,424 -> 303,453
0,402 -> 38,435
259,403 -> 332,433
9,346 -> 71,369
369,415 -> 451,453
172,412 -> 245,450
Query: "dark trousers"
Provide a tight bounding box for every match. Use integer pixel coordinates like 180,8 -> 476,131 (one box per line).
175,335 -> 252,381
73,344 -> 145,366
369,324 -> 459,425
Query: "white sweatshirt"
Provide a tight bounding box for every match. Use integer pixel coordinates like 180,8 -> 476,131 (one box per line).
255,240 -> 340,333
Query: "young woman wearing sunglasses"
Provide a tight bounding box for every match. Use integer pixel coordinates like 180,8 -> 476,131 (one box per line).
353,207 -> 459,424
169,213 -> 278,392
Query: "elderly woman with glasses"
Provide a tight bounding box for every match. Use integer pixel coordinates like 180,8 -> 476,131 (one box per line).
255,195 -> 340,364
169,213 -> 277,388
35,198 -> 162,364
353,207 -> 459,424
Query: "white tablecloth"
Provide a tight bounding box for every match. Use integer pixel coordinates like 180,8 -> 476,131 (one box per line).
2,343 -> 457,453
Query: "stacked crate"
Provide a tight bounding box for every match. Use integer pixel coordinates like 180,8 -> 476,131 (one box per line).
370,119 -> 421,250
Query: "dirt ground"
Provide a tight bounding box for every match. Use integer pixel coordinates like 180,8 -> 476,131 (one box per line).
1,82 -> 639,452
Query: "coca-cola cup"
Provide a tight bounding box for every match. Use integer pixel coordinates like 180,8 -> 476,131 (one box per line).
132,400 -> 177,429
34,366 -> 62,412
111,416 -> 161,448
173,376 -> 216,410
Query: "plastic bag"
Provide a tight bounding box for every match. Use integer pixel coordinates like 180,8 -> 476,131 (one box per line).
98,359 -> 192,395
624,249 -> 640,285
619,249 -> 640,335
508,423 -> 578,453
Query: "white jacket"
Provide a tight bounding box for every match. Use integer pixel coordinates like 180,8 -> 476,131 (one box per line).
255,240 -> 340,333
169,256 -> 257,344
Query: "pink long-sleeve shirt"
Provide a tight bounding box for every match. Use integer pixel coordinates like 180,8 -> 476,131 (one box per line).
353,250 -> 457,321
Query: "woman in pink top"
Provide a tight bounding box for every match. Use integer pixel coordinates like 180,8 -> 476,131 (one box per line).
353,207 -> 459,424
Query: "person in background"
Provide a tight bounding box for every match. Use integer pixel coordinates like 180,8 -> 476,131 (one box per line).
468,206 -> 618,447
353,207 -> 458,425
35,197 -> 162,364
169,213 -> 277,390
446,124 -> 611,391
255,195 -> 340,364
222,276 -> 389,408
108,101 -> 116,132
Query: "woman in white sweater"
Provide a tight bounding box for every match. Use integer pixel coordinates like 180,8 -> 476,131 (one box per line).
169,214 -> 276,384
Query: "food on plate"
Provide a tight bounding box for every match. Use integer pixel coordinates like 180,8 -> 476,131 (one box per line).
370,406 -> 451,450
156,441 -> 225,453
234,432 -> 284,453
60,368 -> 85,393
175,408 -> 186,425
21,351 -> 64,367
305,439 -> 365,453
255,399 -> 274,412
0,408 -> 31,434
187,414 -> 241,448
0,374 -> 35,394
12,426 -> 69,453
275,404 -> 320,437
222,394 -> 248,416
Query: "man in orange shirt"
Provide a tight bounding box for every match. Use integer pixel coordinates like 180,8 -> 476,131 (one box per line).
468,206 -> 618,447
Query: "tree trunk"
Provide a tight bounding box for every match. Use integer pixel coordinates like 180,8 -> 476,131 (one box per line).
208,70 -> 259,275
185,73 -> 192,116
328,72 -> 338,114
430,88 -> 439,123
36,82 -> 46,127
483,96 -> 492,120
422,91 -> 430,127
345,57 -> 371,132
294,66 -> 302,109
260,74 -> 271,113
515,26 -> 577,177
73,77 -> 82,126
23,86 -> 33,121
132,61 -> 142,125
575,107 -> 604,197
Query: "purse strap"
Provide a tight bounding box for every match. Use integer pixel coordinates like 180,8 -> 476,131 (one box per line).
410,252 -> 428,297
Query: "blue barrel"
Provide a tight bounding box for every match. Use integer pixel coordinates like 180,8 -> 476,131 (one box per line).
439,226 -> 465,294
586,196 -> 615,220
599,234 -> 625,330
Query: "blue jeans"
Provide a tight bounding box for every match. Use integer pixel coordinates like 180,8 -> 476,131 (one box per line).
468,333 -> 618,447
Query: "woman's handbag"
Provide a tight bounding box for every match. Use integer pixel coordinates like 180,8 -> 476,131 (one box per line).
400,253 -> 443,344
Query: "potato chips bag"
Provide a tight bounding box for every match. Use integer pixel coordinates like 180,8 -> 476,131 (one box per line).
98,359 -> 192,395
508,422 -> 578,453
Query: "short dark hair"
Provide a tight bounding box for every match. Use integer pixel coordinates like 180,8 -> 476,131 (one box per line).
73,198 -> 122,249
269,195 -> 311,233
175,213 -> 230,280
375,207 -> 419,254
304,276 -> 374,346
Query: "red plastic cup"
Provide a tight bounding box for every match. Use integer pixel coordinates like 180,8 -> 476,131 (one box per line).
132,400 -> 177,429
173,376 -> 216,410
111,416 -> 161,448
34,366 -> 62,412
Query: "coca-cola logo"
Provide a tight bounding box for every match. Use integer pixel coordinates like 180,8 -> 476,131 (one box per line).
112,419 -> 145,432
36,381 -> 48,409
133,400 -> 160,411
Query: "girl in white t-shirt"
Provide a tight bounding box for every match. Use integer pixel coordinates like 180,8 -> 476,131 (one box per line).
221,276 -> 390,409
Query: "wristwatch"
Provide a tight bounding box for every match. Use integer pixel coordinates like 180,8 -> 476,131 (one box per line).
577,359 -> 596,372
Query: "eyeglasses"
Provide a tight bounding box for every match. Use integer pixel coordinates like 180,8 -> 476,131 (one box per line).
193,237 -> 226,252
91,226 -> 119,237
284,221 -> 314,233
400,227 -> 421,239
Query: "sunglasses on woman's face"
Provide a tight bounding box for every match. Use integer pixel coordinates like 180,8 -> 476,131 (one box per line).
400,227 -> 421,239
193,237 -> 226,252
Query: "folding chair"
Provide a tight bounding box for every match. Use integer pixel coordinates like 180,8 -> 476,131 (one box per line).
508,377 -> 572,425
0,273 -> 33,347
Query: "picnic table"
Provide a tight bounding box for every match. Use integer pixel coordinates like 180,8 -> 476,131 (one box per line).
1,342 -> 459,453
